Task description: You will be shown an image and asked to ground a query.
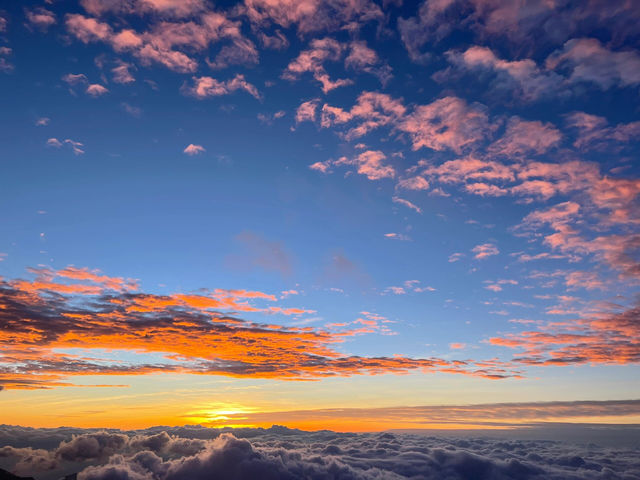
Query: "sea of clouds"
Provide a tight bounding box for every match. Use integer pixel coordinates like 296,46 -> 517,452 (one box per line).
1,425 -> 639,480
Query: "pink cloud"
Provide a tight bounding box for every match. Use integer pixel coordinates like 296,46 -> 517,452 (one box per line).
399,97 -> 492,153
384,233 -> 411,241
310,150 -> 394,181
546,38 -> 640,90
392,196 -> 422,214
243,0 -> 383,34
397,176 -> 429,191
283,38 -> 352,93
184,144 -> 205,155
65,14 -> 112,43
295,99 -> 320,123
111,63 -> 135,84
320,91 -> 406,139
25,8 -> 57,31
488,117 -> 562,157
80,0 -> 207,18
448,252 -> 464,263
472,243 -> 499,260
182,75 -> 261,100
86,84 -> 109,96
565,112 -> 640,151
440,46 -> 562,102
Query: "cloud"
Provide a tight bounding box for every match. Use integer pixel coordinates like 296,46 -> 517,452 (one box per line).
565,112 -> 640,151
243,0 -> 383,35
490,301 -> 640,368
448,253 -> 464,263
25,8 -> 57,31
392,196 -> 422,214
472,243 -> 499,259
439,46 -> 564,102
206,38 -> 259,70
62,73 -> 89,86
0,264 -> 523,389
282,37 -> 352,93
546,38 -> 640,90
3,421 -> 640,479
397,176 -> 429,191
86,84 -> 109,96
295,99 -> 319,123
65,10 -> 249,74
488,117 -> 562,157
46,138 -> 85,155
46,138 -> 63,148
112,62 -> 135,84
35,117 -> 50,126
80,0 -> 208,18
181,75 -> 261,100
398,0 -> 640,62
183,144 -> 205,156
384,233 -> 411,241
399,97 -> 492,153
319,91 -> 406,140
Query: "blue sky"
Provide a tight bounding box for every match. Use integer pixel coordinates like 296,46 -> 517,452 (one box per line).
0,0 -> 639,428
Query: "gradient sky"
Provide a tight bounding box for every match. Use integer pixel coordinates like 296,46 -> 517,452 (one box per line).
1,0 -> 639,431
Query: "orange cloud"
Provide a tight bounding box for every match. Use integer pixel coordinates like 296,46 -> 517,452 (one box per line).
0,267 -> 522,390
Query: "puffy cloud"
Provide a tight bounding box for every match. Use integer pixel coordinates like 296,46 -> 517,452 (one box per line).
546,38 -> 640,90
295,99 -> 319,123
65,11 -> 248,74
86,84 -> 109,96
57,432 -> 129,462
320,91 -> 406,140
565,112 -> 640,151
111,62 -> 136,84
206,38 -> 259,70
3,423 -> 640,479
243,0 -> 383,34
62,73 -> 89,86
345,41 -> 392,84
283,37 -> 352,93
399,97 -> 492,153
398,0 -> 640,62
46,138 -> 63,148
440,46 -> 563,102
397,176 -> 429,191
183,144 -> 205,155
65,14 -> 113,43
181,75 -> 261,100
310,151 -> 395,180
80,0 -> 208,18
25,8 -> 57,31
488,117 -> 562,157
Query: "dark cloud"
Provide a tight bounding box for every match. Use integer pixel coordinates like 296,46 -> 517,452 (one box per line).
1,425 -> 639,480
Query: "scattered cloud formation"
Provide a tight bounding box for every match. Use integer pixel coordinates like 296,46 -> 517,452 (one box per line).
0,266 -> 523,390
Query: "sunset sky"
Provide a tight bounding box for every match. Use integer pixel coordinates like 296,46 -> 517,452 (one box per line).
1,0 -> 639,432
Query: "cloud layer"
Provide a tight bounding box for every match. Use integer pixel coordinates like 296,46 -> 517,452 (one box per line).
1,424 -> 639,480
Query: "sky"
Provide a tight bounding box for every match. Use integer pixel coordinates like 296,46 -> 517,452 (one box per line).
0,0 -> 639,432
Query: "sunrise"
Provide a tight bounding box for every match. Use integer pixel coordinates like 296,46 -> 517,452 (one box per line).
1,0 -> 639,478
